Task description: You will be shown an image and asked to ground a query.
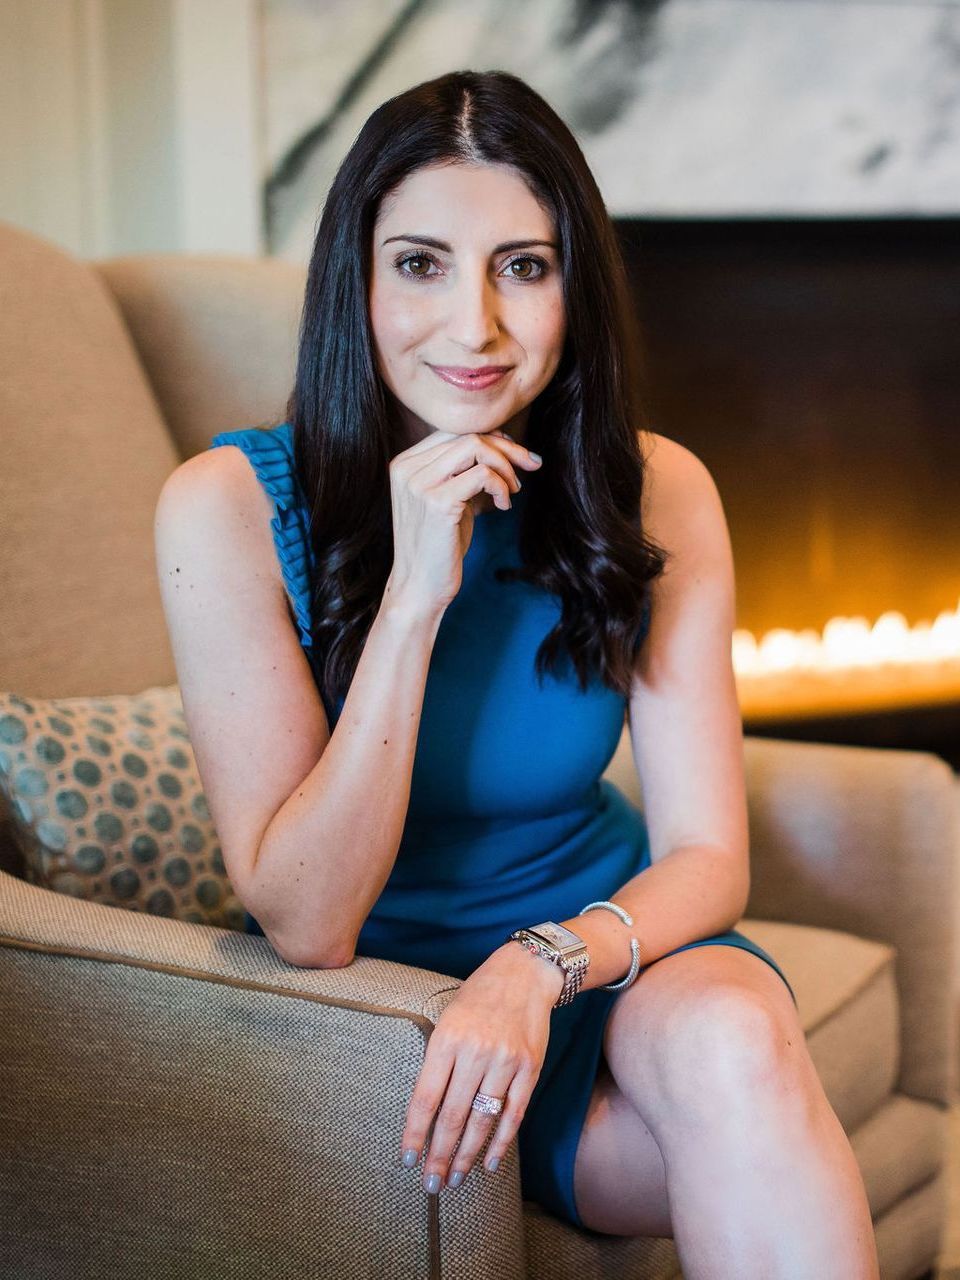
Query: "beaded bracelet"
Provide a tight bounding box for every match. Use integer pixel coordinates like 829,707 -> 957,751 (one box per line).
578,899 -> 642,992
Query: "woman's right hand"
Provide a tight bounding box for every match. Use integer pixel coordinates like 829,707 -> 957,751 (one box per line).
384,429 -> 543,618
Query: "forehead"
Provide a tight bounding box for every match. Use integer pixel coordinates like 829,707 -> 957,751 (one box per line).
375,162 -> 554,239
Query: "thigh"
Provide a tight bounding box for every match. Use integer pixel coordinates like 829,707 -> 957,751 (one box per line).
573,1052 -> 673,1237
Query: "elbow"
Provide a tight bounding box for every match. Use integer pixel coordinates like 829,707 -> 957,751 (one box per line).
274,933 -> 356,970
246,869 -> 357,968
258,915 -> 357,970
306,945 -> 356,970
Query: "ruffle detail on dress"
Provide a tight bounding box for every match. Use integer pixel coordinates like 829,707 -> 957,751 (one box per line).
209,422 -> 315,650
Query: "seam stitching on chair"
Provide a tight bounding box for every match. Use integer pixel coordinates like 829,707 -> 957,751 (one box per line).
0,933 -> 458,1035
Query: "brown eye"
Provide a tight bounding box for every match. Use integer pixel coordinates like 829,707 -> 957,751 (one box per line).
395,253 -> 436,279
503,256 -> 547,282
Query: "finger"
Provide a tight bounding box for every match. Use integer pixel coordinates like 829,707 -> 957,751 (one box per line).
479,1061 -> 537,1175
426,461 -> 512,513
390,427 -> 480,468
485,431 -> 543,470
398,425 -> 524,460
399,1045 -> 455,1175
410,435 -> 523,497
439,1068 -> 517,1189
473,431 -> 543,472
420,1057 -> 511,1192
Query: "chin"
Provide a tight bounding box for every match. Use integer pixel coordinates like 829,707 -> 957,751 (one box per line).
423,411 -> 510,434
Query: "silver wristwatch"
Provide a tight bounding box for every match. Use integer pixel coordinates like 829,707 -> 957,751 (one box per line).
507,921 -> 590,1008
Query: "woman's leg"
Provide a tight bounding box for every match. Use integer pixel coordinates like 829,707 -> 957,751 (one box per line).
573,1052 -> 673,1236
575,943 -> 879,1278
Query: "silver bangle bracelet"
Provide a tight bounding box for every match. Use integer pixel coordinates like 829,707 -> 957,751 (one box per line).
578,900 -> 642,992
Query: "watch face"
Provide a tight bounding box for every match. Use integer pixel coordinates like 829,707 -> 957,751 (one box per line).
531,922 -> 584,952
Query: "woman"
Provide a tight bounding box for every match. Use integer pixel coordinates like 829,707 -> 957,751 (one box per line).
155,70 -> 879,1275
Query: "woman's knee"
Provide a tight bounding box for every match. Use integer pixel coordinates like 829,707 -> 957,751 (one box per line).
603,945 -> 809,1128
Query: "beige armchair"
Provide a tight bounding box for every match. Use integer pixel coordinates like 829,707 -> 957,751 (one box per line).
1,220 -> 956,1280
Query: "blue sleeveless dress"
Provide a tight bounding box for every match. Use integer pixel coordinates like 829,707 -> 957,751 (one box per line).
209,422 -> 797,1233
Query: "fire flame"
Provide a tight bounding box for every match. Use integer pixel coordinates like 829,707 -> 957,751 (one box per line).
732,597 -> 960,719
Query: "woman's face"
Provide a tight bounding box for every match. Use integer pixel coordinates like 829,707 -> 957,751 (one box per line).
369,161 -> 566,450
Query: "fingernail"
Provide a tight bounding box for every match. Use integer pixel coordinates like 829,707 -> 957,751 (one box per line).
401,1148 -> 418,1169
447,1170 -> 464,1189
424,1173 -> 441,1194
487,1156 -> 500,1173
528,451 -> 542,464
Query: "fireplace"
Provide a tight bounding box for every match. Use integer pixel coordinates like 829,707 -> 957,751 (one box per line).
617,217 -> 960,767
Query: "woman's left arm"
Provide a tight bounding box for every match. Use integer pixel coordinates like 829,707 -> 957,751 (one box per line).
550,433 -> 752,989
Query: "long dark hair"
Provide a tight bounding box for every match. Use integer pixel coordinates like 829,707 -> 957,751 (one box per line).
286,69 -> 670,713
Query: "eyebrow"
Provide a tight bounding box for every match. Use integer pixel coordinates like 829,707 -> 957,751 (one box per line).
381,234 -> 560,253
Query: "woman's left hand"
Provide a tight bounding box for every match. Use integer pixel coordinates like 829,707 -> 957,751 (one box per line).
399,942 -> 564,1193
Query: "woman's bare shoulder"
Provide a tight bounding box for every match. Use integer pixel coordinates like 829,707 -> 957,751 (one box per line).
637,428 -> 729,570
638,427 -> 715,520
155,444 -> 286,598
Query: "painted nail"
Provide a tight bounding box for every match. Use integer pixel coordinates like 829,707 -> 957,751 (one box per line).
446,1170 -> 464,1189
424,1173 -> 441,1194
487,1156 -> 500,1173
401,1148 -> 418,1169
528,451 -> 542,464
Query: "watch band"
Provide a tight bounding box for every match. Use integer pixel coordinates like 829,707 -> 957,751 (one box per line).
507,922 -> 590,1008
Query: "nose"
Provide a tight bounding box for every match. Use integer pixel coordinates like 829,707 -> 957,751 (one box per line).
448,266 -> 500,351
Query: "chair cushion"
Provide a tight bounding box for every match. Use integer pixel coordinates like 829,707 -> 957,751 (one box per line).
0,684 -> 242,929
93,255 -> 305,461
0,222 -> 181,698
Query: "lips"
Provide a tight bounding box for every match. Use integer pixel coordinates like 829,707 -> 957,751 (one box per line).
429,364 -> 512,391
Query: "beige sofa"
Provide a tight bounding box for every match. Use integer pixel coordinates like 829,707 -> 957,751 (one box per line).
0,219 -> 956,1280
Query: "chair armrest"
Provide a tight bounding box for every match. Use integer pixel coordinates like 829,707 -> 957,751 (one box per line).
741,734 -> 959,1108
0,871 -> 527,1279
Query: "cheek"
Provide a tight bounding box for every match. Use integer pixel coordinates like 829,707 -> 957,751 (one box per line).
369,273 -> 425,358
525,291 -> 566,354
371,298 -> 427,361
548,294 -> 567,348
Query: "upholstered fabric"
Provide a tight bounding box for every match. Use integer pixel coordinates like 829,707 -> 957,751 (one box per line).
0,223 -> 180,699
741,736 -> 958,1111
93,255 -> 304,461
0,685 -> 243,930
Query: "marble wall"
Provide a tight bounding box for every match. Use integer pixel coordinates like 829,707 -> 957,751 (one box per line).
261,0 -> 960,262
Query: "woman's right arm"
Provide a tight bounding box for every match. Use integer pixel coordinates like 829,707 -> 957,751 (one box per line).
154,431 -> 540,968
247,596 -> 446,969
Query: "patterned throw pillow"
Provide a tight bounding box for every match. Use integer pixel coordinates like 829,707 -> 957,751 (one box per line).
0,684 -> 245,930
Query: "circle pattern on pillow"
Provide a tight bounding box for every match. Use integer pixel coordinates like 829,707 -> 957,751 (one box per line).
0,684 -> 245,931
